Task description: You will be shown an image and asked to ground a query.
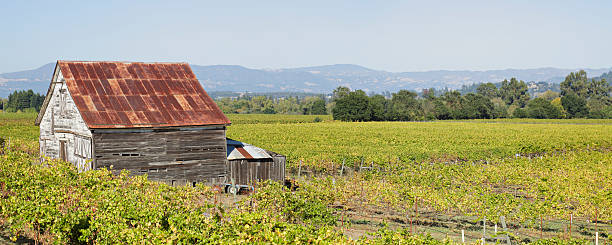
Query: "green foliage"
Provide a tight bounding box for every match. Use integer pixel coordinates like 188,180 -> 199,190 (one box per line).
333,90 -> 372,121
561,93 -> 589,118
226,114 -> 333,124
476,82 -> 498,99
4,90 -> 45,112
228,119 -> 612,167
500,78 -> 530,107
0,151 -> 346,244
369,94 -> 389,121
526,98 -> 563,119
390,90 -> 423,121
458,93 -> 494,119
361,227 -> 451,245
561,70 -> 589,98
215,95 -> 328,115
526,237 -> 590,245
251,181 -> 337,227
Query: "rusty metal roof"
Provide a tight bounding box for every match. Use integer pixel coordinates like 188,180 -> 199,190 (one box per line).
57,61 -> 230,128
227,139 -> 272,160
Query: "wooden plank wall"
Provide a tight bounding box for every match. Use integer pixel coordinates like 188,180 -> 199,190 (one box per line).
229,155 -> 285,186
93,128 -> 227,185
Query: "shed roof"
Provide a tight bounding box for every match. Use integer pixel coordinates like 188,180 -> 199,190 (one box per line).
227,139 -> 273,160
37,61 -> 230,128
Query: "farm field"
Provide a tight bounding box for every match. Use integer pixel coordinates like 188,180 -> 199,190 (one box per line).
0,112 -> 610,244
227,119 -> 612,168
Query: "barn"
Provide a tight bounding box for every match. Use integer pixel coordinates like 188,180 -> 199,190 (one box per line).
226,138 -> 286,188
35,60 -> 232,186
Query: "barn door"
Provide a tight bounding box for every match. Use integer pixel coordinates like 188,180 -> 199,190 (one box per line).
59,140 -> 67,161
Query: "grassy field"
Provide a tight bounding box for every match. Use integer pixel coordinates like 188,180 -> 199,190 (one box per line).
1,112 -> 610,244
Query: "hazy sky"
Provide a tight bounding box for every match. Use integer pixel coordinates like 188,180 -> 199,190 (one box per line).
1,0 -> 611,73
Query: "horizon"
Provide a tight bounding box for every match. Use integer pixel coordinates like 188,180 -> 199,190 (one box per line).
2,1 -> 612,73
3,61 -> 612,75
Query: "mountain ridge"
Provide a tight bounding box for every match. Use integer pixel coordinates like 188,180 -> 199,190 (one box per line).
0,62 -> 610,98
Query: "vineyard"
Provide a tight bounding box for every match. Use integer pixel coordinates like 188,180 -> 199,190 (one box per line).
0,112 -> 610,244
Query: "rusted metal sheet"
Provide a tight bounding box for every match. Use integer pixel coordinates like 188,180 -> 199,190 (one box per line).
57,61 -> 231,128
226,139 -> 272,160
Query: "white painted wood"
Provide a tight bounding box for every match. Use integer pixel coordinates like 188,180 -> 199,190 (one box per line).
39,69 -> 93,172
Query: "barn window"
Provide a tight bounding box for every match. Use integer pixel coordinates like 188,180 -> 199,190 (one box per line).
74,136 -> 92,158
192,182 -> 197,187
171,180 -> 176,186
59,90 -> 67,116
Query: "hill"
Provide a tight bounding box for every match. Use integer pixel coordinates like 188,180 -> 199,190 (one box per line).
1,62 -> 610,97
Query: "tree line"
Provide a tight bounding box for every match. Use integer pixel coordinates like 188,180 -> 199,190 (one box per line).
215,95 -> 328,115
332,70 -> 612,121
1,90 -> 45,113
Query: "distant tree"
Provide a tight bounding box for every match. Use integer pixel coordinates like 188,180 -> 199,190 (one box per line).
560,70 -> 589,98
332,90 -> 372,121
459,93 -> 494,119
433,100 -> 451,120
499,78 -> 530,107
587,78 -> 611,99
332,86 -> 351,101
6,89 -> 45,112
476,82 -> 498,98
561,93 -> 589,118
369,94 -> 388,121
310,98 -> 327,115
538,90 -> 560,101
512,108 -> 528,118
389,90 -> 423,121
526,98 -> 563,119
491,98 -> 509,118
441,91 -> 463,119
551,97 -> 567,118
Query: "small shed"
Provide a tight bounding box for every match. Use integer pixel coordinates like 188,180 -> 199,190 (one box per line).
226,139 -> 285,186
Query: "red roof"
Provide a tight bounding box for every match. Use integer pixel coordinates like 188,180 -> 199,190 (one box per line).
57,61 -> 230,128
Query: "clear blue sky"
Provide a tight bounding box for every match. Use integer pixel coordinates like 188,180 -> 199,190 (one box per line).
1,0 -> 611,73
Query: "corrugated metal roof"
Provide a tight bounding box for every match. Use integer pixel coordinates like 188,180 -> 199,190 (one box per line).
57,61 -> 231,128
227,139 -> 272,160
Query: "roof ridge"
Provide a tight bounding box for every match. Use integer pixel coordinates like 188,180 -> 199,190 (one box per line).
58,60 -> 189,65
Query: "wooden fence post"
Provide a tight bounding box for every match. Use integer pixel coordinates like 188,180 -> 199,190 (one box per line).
482,216 -> 486,244
298,160 -> 302,178
569,213 -> 573,239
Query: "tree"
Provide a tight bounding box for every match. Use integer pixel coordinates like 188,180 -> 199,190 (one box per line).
459,93 -> 494,119
5,89 -> 45,112
526,98 -> 563,119
560,70 -> 589,98
433,99 -> 451,120
539,90 -> 560,101
332,90 -> 372,121
499,78 -> 530,107
441,91 -> 463,119
309,98 -> 327,115
561,93 -> 589,118
389,90 -> 423,121
332,86 -> 351,101
551,98 -> 567,118
476,83 -> 498,98
369,94 -> 388,121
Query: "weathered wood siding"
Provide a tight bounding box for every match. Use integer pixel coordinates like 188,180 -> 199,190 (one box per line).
228,154 -> 285,186
39,68 -> 93,172
92,127 -> 227,184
